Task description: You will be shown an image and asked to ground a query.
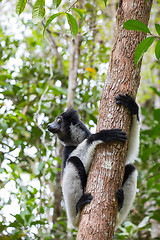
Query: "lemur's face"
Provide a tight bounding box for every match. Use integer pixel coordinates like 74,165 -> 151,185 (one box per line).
47,116 -> 63,134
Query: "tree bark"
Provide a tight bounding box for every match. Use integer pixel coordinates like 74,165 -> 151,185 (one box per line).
77,0 -> 153,239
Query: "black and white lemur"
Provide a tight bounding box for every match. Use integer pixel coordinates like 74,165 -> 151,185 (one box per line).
47,94 -> 139,227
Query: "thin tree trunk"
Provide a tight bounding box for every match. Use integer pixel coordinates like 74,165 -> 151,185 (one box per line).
77,0 -> 153,239
66,0 -> 83,108
67,34 -> 83,108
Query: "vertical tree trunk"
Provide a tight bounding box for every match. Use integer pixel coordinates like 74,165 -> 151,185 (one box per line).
67,0 -> 83,109
67,34 -> 83,108
77,0 -> 153,239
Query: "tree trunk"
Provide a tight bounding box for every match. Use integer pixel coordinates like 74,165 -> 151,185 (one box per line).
77,0 -> 153,239
66,0 -> 84,109
67,34 -> 83,108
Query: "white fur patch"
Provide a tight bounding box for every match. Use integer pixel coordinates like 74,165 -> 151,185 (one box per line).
62,163 -> 83,227
126,115 -> 140,164
116,169 -> 138,227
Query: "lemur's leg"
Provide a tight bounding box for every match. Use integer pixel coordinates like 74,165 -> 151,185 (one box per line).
116,164 -> 138,226
67,156 -> 93,214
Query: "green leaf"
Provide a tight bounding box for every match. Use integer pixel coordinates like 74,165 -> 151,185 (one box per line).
43,12 -> 63,35
155,23 -> 160,36
150,87 -> 160,97
134,36 -> 155,67
72,8 -> 83,20
123,19 -> 151,34
103,0 -> 108,6
66,13 -> 78,38
53,0 -> 62,8
155,39 -> 160,60
32,0 -> 45,24
154,109 -> 160,123
16,0 -> 27,15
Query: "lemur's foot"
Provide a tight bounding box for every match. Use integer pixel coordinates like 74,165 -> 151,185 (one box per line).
116,187 -> 124,211
76,193 -> 93,214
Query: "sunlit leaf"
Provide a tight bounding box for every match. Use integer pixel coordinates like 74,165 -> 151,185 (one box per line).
66,13 -> 78,38
155,39 -> 160,61
137,216 -> 150,229
135,36 -> 155,67
43,12 -> 63,34
16,0 -> 27,15
53,0 -> 62,8
32,0 -> 45,24
155,23 -> 160,36
72,8 -> 83,20
86,67 -> 97,73
123,19 -> 151,34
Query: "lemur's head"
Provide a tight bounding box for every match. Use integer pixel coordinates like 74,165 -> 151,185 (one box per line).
47,108 -> 81,145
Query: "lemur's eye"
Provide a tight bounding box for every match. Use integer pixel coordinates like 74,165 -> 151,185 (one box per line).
57,117 -> 62,124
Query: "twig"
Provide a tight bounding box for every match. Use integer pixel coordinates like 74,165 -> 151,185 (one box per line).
65,0 -> 78,13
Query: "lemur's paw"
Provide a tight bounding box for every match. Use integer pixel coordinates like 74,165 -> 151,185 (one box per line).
115,94 -> 139,120
76,193 -> 93,214
98,129 -> 127,143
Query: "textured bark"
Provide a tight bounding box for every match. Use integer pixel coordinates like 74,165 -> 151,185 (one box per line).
77,0 -> 153,239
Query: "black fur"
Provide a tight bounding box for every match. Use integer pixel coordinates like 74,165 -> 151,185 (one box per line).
116,188 -> 124,211
87,129 -> 127,145
122,164 -> 136,186
47,108 -> 91,145
68,156 -> 87,191
76,193 -> 93,214
62,146 -> 77,174
115,94 -> 139,121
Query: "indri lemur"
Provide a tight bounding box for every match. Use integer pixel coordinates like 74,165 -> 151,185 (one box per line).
47,94 -> 139,227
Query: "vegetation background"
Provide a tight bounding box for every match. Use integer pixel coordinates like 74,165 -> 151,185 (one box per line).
0,0 -> 160,239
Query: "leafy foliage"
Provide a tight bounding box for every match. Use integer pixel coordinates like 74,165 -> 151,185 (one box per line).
123,20 -> 160,66
66,13 -> 78,38
134,37 -> 155,67
32,0 -> 45,24
123,20 -> 151,34
53,0 -> 62,8
16,0 -> 27,15
0,1 -> 106,238
43,12 -> 63,34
